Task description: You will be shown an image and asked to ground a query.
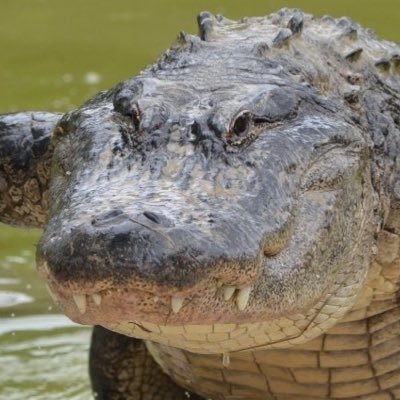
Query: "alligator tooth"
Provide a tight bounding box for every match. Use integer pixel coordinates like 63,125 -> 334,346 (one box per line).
45,284 -> 57,302
73,294 -> 87,314
236,286 -> 252,311
171,297 -> 184,314
42,261 -> 50,275
92,293 -> 102,306
223,286 -> 236,301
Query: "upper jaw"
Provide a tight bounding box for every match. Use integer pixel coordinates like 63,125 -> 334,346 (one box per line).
37,204 -> 288,325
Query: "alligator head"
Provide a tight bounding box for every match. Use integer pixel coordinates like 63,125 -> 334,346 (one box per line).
37,10 -> 382,353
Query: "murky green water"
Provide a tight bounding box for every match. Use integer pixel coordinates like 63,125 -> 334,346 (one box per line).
0,1 -> 399,398
0,226 -> 91,399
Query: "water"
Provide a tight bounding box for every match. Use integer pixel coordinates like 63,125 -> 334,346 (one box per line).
0,0 -> 399,398
0,226 -> 91,399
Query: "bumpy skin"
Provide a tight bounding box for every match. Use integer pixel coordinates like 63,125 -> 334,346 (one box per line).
0,112 -> 60,227
89,326 -> 202,400
2,8 -> 400,400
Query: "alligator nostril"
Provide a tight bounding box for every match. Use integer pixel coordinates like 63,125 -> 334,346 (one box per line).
143,211 -> 161,224
91,209 -> 125,226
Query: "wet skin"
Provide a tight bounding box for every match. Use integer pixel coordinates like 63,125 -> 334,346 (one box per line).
2,9 -> 400,399
38,76 -> 371,336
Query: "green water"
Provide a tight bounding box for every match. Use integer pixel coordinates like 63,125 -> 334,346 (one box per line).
0,0 -> 399,398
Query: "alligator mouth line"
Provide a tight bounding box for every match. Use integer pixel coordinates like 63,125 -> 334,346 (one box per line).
44,277 -> 257,319
48,283 -> 254,315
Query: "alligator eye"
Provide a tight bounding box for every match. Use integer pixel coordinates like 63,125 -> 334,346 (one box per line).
132,103 -> 141,131
227,111 -> 253,144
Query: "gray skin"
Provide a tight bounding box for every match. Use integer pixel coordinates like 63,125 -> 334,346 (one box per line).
1,8 -> 400,399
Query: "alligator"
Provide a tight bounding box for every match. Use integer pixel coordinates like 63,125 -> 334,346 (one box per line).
1,8 -> 400,400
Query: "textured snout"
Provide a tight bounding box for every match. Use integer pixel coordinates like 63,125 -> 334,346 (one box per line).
38,208 -> 263,294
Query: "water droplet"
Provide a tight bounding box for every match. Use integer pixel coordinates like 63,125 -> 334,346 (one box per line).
222,353 -> 230,367
84,71 -> 102,85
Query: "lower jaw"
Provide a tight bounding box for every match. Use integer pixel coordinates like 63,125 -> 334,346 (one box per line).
103,310 -> 323,354
49,285 -> 325,353
45,272 -> 359,353
47,294 -> 356,354
99,285 -> 358,354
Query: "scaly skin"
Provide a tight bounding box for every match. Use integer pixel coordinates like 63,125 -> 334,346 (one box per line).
2,8 -> 400,399
89,326 -> 203,400
145,214 -> 400,399
0,112 -> 60,227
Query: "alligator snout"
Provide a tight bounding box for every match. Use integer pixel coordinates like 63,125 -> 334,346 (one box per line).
38,206 -> 264,293
38,200 -> 270,326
